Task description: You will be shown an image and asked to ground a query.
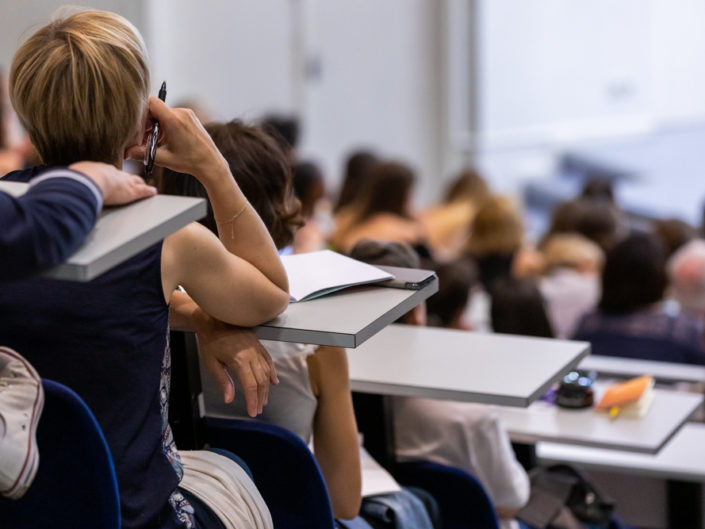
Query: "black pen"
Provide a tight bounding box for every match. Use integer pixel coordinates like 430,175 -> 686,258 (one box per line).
145,81 -> 167,176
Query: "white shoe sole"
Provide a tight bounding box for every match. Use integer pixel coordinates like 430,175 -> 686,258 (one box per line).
0,346 -> 44,499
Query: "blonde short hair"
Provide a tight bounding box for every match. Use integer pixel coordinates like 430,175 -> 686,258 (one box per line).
542,233 -> 604,273
466,195 -> 523,256
10,10 -> 149,165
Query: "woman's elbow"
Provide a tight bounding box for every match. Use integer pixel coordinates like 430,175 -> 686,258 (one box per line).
331,493 -> 362,521
245,289 -> 289,326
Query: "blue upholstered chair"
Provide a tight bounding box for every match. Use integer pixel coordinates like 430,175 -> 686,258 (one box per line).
0,379 -> 120,529
394,460 -> 499,529
206,417 -> 336,529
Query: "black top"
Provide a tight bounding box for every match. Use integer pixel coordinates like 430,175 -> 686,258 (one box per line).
0,168 -> 189,529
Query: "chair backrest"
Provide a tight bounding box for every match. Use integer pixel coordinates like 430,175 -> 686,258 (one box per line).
206,417 -> 336,529
394,460 -> 499,529
0,379 -> 120,529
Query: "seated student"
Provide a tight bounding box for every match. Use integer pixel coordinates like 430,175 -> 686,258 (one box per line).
329,161 -> 428,256
419,168 -> 490,261
490,278 -> 554,338
163,122 -> 436,529
652,217 -> 697,259
425,259 -> 477,330
669,239 -> 705,319
349,241 -> 530,529
0,10 -> 289,529
334,150 -> 378,217
538,234 -> 603,338
292,160 -> 331,254
540,198 -> 623,254
573,233 -> 705,365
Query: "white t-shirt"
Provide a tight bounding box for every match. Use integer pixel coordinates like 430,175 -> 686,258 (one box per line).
393,397 -> 530,529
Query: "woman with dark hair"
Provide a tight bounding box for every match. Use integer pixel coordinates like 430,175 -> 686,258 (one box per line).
291,161 -> 330,253
330,160 -> 425,254
334,150 -> 378,214
540,198 -> 622,253
426,258 -> 477,329
490,278 -> 554,338
573,233 -> 705,364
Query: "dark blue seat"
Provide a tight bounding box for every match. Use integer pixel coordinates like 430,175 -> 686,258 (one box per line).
0,379 -> 120,529
393,460 -> 499,529
206,417 -> 336,529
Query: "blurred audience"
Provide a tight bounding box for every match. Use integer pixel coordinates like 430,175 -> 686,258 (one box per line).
652,218 -> 697,259
291,161 -> 331,253
490,278 -> 554,338
542,198 -> 622,253
426,259 -> 477,330
261,113 -> 299,163
668,240 -> 705,318
573,233 -> 705,365
420,168 -> 490,261
330,161 -> 426,255
538,234 -> 603,338
351,240 -> 530,529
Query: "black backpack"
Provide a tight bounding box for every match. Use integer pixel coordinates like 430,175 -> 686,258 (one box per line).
517,464 -> 615,529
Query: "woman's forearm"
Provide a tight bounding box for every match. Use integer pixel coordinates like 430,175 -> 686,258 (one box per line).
198,162 -> 289,293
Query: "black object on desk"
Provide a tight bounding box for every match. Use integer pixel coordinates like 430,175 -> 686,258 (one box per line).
555,371 -> 595,409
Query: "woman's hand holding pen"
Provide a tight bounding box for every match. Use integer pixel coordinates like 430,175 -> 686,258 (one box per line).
126,97 -> 230,185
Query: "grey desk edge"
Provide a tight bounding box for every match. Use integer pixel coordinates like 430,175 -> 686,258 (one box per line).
507,396 -> 703,455
349,341 -> 591,408
43,200 -> 207,281
253,278 -> 439,348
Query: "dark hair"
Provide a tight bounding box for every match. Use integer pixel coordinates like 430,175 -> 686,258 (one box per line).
335,150 -> 378,213
542,199 -> 620,253
292,161 -> 325,218
0,69 -> 5,149
348,239 -> 420,269
599,233 -> 667,315
490,278 -> 554,338
580,177 -> 615,204
652,218 -> 696,258
427,258 -> 477,328
352,161 -> 415,225
158,120 -> 303,249
261,114 -> 299,151
444,168 -> 489,204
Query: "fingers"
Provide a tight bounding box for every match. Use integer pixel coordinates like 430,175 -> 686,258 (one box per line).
126,144 -> 146,162
261,346 -> 279,385
147,96 -> 176,126
203,355 -> 235,404
237,366 -> 260,418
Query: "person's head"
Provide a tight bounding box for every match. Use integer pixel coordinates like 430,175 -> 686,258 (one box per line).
426,258 -> 477,329
349,239 -> 425,326
443,168 -> 489,205
652,218 -> 696,259
668,240 -> 705,314
261,114 -> 299,154
543,199 -> 621,253
10,9 -> 149,166
334,150 -> 378,213
580,177 -> 615,204
490,277 -> 554,338
542,234 -> 604,275
353,161 -> 415,224
293,161 -> 325,218
159,120 -> 303,249
599,232 -> 667,315
466,195 -> 523,257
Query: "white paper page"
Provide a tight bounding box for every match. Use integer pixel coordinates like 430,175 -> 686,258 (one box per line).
281,250 -> 393,302
360,447 -> 402,497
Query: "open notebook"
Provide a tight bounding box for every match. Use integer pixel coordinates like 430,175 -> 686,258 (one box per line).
281,250 -> 394,302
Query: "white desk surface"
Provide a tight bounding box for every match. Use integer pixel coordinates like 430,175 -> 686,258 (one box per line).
0,181 -> 206,281
347,326 -> 590,407
537,423 -> 705,482
579,355 -> 705,384
254,279 -> 438,348
499,385 -> 703,454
